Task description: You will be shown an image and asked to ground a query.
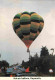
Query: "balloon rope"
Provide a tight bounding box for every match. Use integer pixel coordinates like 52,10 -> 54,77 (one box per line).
27,48 -> 30,61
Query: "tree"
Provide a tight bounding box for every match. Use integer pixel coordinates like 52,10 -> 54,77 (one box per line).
22,60 -> 29,69
0,60 -> 9,68
34,53 -> 38,59
2,60 -> 9,67
38,56 -> 50,74
29,53 -> 39,71
40,46 -> 49,57
33,53 -> 39,69
0,61 -> 2,68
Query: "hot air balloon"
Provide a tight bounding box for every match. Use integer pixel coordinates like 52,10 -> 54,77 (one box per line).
12,11 -> 44,52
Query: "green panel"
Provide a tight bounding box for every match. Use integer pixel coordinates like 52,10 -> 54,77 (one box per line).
34,34 -> 38,39
30,33 -> 38,40
20,16 -> 30,22
13,21 -> 20,27
31,15 -> 40,20
29,37 -> 35,40
29,34 -> 35,40
31,24 -> 39,29
30,24 -> 38,32
21,27 -> 30,33
17,30 -> 22,35
17,30 -> 23,39
23,37 -> 29,40
38,16 -> 44,22
14,13 -> 21,19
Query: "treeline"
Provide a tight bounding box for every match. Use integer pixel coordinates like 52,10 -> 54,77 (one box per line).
22,46 -> 55,76
0,60 -> 9,68
0,60 -> 9,74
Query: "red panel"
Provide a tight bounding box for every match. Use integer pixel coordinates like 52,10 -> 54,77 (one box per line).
23,40 -> 33,48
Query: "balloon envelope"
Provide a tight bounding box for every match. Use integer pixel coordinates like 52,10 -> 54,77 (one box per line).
12,11 -> 44,48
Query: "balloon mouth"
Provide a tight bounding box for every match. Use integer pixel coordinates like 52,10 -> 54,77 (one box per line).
22,40 -> 33,48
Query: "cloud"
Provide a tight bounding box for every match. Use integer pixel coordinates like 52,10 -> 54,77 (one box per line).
44,9 -> 55,35
0,7 -> 26,45
0,5 -> 55,65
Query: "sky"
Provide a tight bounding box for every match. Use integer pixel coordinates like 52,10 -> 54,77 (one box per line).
0,0 -> 55,65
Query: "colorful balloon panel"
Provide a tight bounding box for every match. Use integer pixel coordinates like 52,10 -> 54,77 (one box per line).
12,11 -> 44,48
